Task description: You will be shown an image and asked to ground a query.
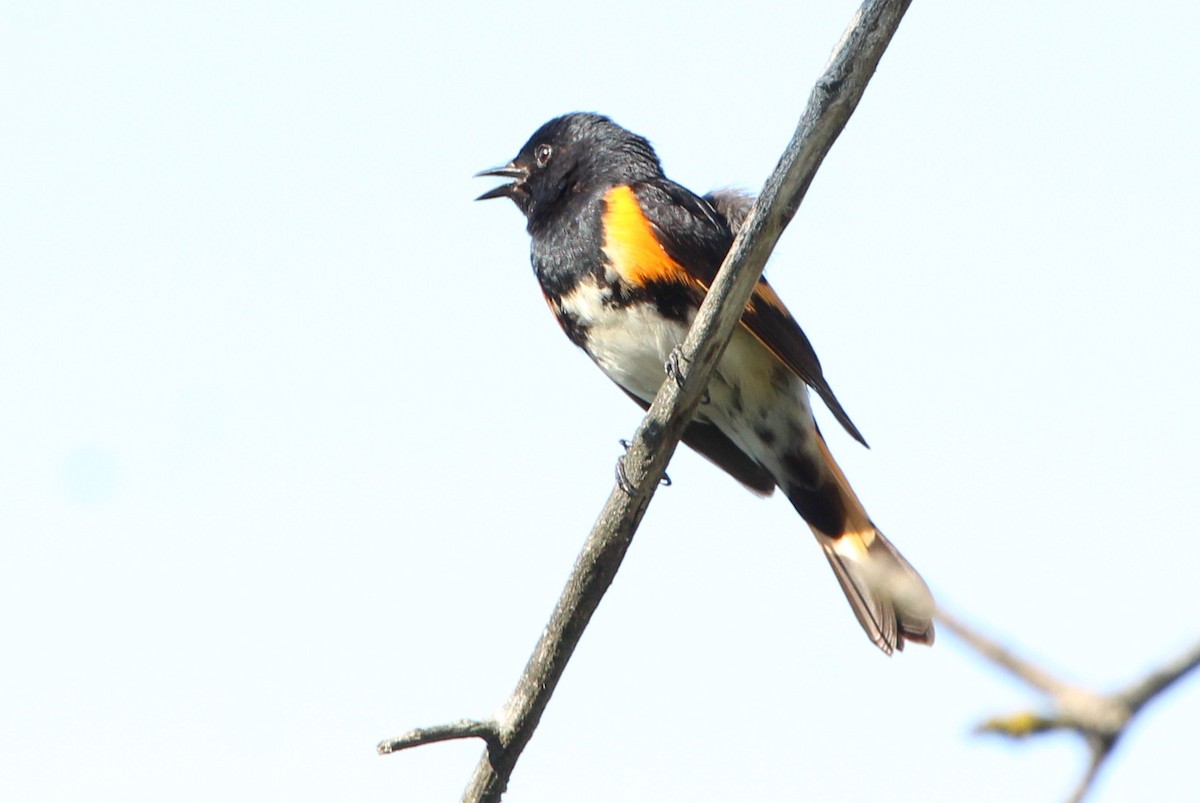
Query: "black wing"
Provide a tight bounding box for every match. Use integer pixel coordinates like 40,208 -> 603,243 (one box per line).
631,180 -> 867,447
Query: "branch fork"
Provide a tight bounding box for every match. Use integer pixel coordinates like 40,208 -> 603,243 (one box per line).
940,608 -> 1200,803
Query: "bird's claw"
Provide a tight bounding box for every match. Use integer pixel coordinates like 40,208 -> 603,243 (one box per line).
665,347 -> 709,405
615,439 -> 636,495
665,347 -> 688,386
616,438 -> 671,494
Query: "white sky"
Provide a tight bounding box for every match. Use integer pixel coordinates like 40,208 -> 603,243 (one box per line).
3,2 -> 1199,801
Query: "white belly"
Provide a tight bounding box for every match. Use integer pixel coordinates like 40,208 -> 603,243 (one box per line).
562,288 -> 688,400
556,280 -> 816,476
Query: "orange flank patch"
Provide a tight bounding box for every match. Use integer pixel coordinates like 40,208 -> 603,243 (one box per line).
601,186 -> 696,288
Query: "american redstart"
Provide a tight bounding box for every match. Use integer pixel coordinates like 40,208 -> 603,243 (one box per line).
478,112 -> 933,654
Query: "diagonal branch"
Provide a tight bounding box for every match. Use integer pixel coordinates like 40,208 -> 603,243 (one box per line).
1118,638 -> 1200,714
937,607 -> 1074,698
380,2 -> 915,801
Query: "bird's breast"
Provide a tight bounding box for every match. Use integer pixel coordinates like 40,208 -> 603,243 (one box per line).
553,277 -> 691,402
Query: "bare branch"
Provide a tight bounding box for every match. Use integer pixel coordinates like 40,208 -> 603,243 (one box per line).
1066,745 -> 1111,803
1119,638 -> 1200,713
383,2 -> 915,801
378,719 -> 500,755
943,607 -> 1200,803
936,607 -> 1073,697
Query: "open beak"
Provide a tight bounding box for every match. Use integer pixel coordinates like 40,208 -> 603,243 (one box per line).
474,162 -> 528,201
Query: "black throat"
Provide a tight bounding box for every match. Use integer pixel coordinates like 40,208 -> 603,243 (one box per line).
528,187 -> 609,302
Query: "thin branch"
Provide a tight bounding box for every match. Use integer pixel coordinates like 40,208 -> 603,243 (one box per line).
1066,745 -> 1110,803
378,719 -> 500,755
383,3 -> 915,801
936,607 -> 1073,697
943,607 -> 1200,803
1119,638 -> 1200,713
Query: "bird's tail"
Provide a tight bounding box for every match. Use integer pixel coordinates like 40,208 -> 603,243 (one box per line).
793,433 -> 935,654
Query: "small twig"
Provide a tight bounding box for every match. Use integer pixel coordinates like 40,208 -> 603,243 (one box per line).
384,3 -> 915,801
378,719 -> 500,755
941,606 -> 1200,803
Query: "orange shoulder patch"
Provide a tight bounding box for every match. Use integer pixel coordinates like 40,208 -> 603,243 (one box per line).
601,186 -> 695,288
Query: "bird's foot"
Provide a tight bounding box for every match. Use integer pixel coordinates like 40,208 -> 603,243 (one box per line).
665,347 -> 709,405
615,439 -> 671,495
665,346 -> 689,386
615,439 -> 636,495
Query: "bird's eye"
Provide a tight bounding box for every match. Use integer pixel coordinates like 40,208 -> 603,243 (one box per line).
534,144 -> 553,168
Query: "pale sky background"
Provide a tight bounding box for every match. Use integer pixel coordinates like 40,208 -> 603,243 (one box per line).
3,2 -> 1199,801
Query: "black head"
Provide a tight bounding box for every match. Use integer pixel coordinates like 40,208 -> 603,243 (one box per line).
476,113 -> 664,227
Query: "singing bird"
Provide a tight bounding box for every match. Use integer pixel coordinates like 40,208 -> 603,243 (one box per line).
477,113 -> 934,653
